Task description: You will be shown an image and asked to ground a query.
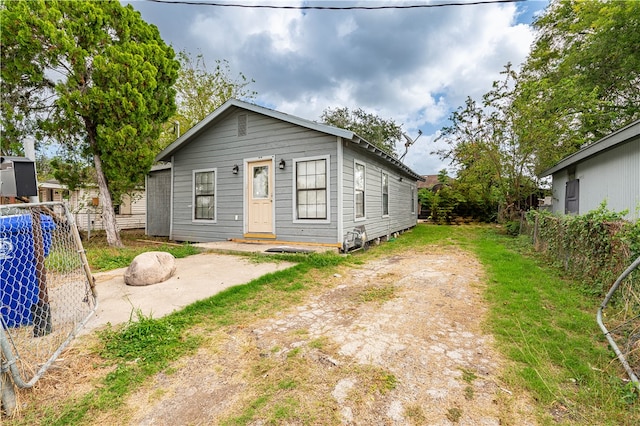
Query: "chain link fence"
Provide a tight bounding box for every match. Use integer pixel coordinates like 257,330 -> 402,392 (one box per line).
598,256 -> 640,391
1,202 -> 96,414
523,211 -> 640,388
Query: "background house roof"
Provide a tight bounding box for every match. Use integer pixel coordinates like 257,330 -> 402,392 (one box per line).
156,99 -> 424,181
38,179 -> 66,190
418,175 -> 440,189
540,119 -> 640,177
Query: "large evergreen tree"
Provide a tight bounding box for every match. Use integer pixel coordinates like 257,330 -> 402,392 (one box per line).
1,0 -> 179,247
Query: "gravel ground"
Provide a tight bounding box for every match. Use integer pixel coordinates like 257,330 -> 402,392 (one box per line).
121,247 -> 537,425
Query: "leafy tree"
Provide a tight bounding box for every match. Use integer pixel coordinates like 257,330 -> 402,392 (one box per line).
1,0 -> 179,247
321,107 -> 402,155
419,170 -> 462,224
157,51 -> 256,148
49,156 -> 96,192
437,64 -> 537,221
515,0 -> 640,173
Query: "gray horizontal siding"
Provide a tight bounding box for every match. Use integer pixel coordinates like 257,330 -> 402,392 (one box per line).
341,143 -> 418,243
170,110 -> 340,243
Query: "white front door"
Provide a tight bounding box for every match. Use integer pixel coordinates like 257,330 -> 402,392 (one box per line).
246,159 -> 273,234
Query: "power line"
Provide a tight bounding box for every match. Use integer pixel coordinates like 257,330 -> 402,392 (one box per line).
144,0 -> 525,10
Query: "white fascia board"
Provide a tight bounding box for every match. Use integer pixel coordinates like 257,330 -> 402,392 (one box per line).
540,120 -> 640,177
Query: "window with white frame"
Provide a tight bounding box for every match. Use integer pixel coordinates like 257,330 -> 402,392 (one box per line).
411,184 -> 416,214
382,172 -> 389,216
193,169 -> 216,220
296,158 -> 327,220
354,161 -> 365,219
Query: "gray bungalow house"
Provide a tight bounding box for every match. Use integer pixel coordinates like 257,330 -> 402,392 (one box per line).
151,99 -> 424,250
539,119 -> 640,221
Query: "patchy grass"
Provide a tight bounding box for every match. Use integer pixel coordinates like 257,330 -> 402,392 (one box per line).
472,228 -> 640,425
86,243 -> 200,271
357,284 -> 396,304
81,229 -> 201,271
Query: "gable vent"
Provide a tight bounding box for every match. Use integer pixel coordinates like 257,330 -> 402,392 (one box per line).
237,114 -> 247,136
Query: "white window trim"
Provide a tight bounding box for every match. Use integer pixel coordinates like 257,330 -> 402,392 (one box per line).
354,160 -> 366,222
411,184 -> 416,214
381,171 -> 389,218
192,167 -> 217,223
292,155 -> 331,224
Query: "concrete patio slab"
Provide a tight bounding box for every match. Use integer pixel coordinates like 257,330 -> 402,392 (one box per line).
81,252 -> 295,334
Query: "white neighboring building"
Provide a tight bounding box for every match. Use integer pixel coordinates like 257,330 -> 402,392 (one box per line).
539,120 -> 640,221
38,180 -> 146,231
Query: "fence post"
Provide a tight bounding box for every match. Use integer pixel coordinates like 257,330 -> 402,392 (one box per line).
533,213 -> 539,247
65,207 -> 97,299
0,352 -> 16,416
1,322 -> 19,416
30,210 -> 52,337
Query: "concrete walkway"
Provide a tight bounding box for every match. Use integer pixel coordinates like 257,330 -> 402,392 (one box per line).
81,251 -> 295,334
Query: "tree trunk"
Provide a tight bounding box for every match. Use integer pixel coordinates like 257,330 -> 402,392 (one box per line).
93,152 -> 123,248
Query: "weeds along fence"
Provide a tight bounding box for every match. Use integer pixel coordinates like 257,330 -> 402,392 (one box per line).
1,202 -> 96,414
523,209 -> 640,384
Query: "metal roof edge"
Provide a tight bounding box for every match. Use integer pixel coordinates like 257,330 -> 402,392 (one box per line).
349,136 -> 425,181
155,99 -> 354,161
539,119 -> 640,177
155,98 -> 239,161
150,163 -> 172,172
239,100 -> 355,140
154,98 -> 424,182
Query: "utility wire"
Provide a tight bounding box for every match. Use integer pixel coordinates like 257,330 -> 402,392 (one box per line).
144,0 -> 525,10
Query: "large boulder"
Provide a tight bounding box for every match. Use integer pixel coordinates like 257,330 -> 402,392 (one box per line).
124,251 -> 176,286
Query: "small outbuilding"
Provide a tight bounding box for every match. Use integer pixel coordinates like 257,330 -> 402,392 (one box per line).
539,119 -> 640,221
151,99 -> 424,250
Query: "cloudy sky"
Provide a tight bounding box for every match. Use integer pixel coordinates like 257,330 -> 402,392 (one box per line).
127,0 -> 549,175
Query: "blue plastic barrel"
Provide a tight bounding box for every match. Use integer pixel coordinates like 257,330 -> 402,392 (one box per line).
0,214 -> 55,327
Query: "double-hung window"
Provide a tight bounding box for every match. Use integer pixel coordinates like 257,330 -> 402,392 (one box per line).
295,157 -> 328,220
354,161 -> 366,219
382,172 -> 389,216
410,184 -> 416,214
193,169 -> 216,221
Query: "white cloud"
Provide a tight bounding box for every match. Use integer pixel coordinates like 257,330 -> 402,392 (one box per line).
129,0 -> 541,174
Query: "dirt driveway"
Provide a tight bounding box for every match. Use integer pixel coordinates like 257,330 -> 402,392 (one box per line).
114,247 -> 535,425
13,246 -> 537,425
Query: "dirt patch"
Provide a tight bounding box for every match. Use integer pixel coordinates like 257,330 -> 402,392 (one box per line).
120,247 -> 536,425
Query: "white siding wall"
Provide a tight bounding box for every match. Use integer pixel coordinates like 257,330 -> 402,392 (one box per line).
551,169 -> 568,215
551,137 -> 640,220
72,188 -> 146,231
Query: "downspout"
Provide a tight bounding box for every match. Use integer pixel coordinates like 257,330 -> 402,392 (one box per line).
144,173 -> 148,235
169,155 -> 174,240
337,137 -> 344,249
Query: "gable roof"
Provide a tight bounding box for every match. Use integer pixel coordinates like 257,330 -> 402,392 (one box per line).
540,119 -> 640,177
156,99 -> 424,181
